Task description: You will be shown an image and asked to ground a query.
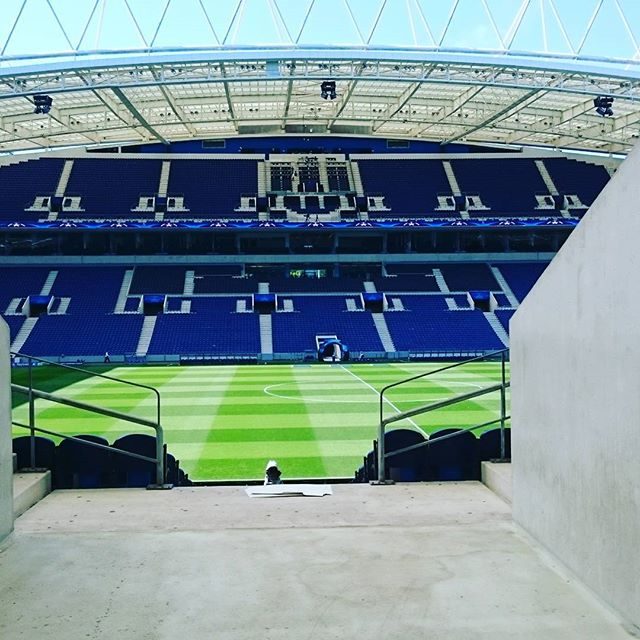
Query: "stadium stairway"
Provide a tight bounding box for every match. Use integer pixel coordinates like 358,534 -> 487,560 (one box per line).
535,159 -> 559,196
443,159 -> 462,196
114,269 -> 134,314
135,316 -> 157,356
483,312 -> 509,346
55,160 -> 74,197
1,481 -> 632,639
10,317 -> 38,353
433,268 -> 451,293
490,265 -> 519,308
259,314 -> 273,354
372,313 -> 396,351
11,453 -> 52,518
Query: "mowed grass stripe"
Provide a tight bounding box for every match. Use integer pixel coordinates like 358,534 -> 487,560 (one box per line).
293,366 -> 378,479
192,365 -> 324,480
142,365 -> 239,477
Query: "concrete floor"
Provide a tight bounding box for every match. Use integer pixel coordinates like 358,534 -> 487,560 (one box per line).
0,482 -> 632,640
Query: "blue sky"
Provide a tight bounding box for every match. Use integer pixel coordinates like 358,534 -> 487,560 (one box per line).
0,0 -> 637,62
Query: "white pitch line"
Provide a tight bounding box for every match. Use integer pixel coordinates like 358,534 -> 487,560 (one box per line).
338,365 -> 428,437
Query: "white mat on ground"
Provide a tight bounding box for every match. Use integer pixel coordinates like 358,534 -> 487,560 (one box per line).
245,484 -> 333,498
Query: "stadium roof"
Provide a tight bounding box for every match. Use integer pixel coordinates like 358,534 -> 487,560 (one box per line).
1,0 -> 640,155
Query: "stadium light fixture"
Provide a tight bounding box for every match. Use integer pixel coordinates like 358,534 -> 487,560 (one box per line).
320,81 -> 337,100
33,94 -> 53,114
593,95 -> 614,117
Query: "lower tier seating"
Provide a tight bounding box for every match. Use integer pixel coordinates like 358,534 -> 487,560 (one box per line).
0,261 -> 547,357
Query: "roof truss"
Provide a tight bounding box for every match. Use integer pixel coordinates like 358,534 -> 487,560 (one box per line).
0,58 -> 639,154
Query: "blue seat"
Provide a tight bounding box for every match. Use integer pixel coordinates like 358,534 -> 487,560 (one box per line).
479,427 -> 511,461
112,434 -> 158,487
56,434 -> 111,489
13,435 -> 56,471
384,428 -> 427,481
425,429 -> 479,481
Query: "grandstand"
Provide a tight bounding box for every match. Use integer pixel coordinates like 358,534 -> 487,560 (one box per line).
0,150 -> 610,225
0,1 -> 638,638
1,261 -> 545,360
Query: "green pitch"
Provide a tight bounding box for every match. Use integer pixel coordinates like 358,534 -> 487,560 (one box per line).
11,362 -> 509,481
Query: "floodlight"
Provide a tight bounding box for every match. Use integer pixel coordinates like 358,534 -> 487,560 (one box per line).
593,96 -> 614,117
33,94 -> 53,114
320,81 -> 336,100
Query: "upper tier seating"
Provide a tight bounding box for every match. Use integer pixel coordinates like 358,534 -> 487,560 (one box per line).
65,158 -> 162,218
270,164 -> 293,191
450,158 -> 547,216
0,154 -> 612,224
327,165 -> 351,191
543,158 -> 611,206
167,159 -> 257,218
277,194 -> 341,214
0,159 -> 63,220
357,159 -> 451,216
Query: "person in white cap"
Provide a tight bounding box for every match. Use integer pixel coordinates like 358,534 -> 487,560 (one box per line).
264,460 -> 282,485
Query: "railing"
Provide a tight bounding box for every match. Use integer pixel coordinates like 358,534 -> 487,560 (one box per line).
377,349 -> 509,483
11,352 -> 167,487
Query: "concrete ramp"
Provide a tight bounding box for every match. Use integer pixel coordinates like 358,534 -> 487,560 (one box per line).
3,483 -> 632,639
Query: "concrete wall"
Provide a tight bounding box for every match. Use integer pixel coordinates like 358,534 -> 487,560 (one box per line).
511,144 -> 640,630
0,318 -> 13,543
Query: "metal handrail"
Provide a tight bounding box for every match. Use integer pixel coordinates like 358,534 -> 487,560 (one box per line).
12,351 -> 161,428
381,382 -> 509,428
378,348 -> 508,420
377,349 -> 509,483
11,352 -> 165,486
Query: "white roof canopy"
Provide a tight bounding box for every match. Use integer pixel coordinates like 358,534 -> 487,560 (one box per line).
1,0 -> 639,154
